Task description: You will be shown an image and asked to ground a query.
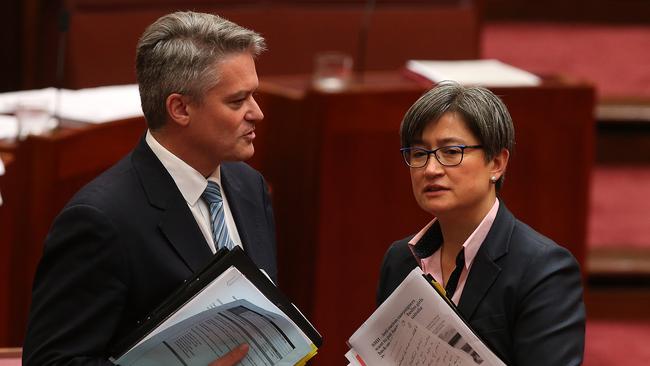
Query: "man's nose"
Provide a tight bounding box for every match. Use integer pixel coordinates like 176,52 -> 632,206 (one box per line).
246,97 -> 264,121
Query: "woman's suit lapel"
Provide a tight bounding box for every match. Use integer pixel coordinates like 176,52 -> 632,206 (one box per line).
457,203 -> 515,320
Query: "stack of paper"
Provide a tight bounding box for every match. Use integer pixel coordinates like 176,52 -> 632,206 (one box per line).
58,85 -> 144,123
112,247 -> 321,366
406,59 -> 541,87
0,116 -> 18,140
0,84 -> 144,139
346,268 -> 505,366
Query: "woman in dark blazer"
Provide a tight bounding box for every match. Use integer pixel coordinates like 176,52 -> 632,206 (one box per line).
376,82 -> 585,365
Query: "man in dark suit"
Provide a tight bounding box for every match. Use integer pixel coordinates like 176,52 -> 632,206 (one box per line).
23,11 -> 275,366
378,82 -> 585,365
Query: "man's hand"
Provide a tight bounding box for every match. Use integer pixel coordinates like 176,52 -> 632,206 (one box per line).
209,344 -> 249,366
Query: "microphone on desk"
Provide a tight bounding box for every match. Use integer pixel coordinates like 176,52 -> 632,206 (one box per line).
355,0 -> 376,82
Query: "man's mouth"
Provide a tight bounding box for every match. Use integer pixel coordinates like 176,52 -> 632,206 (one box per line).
243,129 -> 256,138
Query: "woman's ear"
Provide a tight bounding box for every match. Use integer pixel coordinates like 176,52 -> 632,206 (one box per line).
489,148 -> 510,181
166,93 -> 191,127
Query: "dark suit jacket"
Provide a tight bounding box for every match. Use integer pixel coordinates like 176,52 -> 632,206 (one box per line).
23,138 -> 277,366
377,203 -> 585,366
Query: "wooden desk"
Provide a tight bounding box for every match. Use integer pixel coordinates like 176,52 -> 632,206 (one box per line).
0,118 -> 145,346
0,153 -> 16,347
256,72 -> 595,365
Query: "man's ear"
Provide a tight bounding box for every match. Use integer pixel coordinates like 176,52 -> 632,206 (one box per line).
166,93 -> 191,127
489,148 -> 510,181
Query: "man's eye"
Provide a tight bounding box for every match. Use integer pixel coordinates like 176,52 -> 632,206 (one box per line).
230,99 -> 246,106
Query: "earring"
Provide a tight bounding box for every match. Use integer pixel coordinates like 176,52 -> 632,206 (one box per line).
490,176 -> 497,183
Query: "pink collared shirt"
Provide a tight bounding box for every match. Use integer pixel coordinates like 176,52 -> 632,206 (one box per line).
408,199 -> 500,305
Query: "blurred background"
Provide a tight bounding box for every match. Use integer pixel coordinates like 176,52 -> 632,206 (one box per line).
0,0 -> 648,364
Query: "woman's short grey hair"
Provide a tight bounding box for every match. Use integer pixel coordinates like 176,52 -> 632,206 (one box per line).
136,11 -> 266,129
400,81 -> 515,190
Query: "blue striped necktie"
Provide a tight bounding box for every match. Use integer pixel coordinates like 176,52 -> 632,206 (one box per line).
202,181 -> 234,250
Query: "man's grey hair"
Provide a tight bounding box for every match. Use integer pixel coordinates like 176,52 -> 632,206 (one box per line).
136,11 -> 266,129
400,81 -> 515,190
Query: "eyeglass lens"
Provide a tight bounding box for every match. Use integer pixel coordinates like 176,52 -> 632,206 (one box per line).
404,146 -> 465,167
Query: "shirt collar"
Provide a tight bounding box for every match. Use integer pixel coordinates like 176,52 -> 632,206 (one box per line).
145,130 -> 221,206
408,199 -> 500,270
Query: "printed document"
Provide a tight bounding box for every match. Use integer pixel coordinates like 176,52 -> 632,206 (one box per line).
117,299 -> 311,366
114,266 -> 315,366
347,268 -> 505,366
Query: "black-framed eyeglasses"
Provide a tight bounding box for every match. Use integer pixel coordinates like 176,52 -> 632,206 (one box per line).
400,145 -> 483,168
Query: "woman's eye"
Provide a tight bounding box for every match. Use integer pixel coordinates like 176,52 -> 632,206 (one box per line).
441,147 -> 462,155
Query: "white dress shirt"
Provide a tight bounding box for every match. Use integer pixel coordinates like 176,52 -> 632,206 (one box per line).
145,131 -> 242,253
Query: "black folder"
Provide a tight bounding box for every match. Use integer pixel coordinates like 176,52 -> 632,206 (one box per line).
111,246 -> 322,359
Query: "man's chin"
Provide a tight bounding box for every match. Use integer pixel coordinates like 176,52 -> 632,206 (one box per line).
225,146 -> 255,162
241,146 -> 255,161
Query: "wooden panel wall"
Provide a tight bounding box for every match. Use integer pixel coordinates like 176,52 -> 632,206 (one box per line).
20,0 -> 480,89
485,0 -> 650,23
0,0 -> 22,91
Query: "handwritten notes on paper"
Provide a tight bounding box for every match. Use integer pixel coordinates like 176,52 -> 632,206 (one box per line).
347,268 -> 503,366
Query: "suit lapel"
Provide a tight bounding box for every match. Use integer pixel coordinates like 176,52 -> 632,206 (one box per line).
220,163 -> 277,281
458,203 -> 515,320
220,164 -> 257,252
132,137 -> 213,272
158,199 -> 213,272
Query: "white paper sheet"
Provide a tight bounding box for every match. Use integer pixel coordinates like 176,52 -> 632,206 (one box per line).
406,59 -> 541,87
0,84 -> 143,126
58,84 -> 143,123
118,299 -> 312,366
348,268 -> 505,366
115,266 -> 314,366
0,116 -> 18,140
